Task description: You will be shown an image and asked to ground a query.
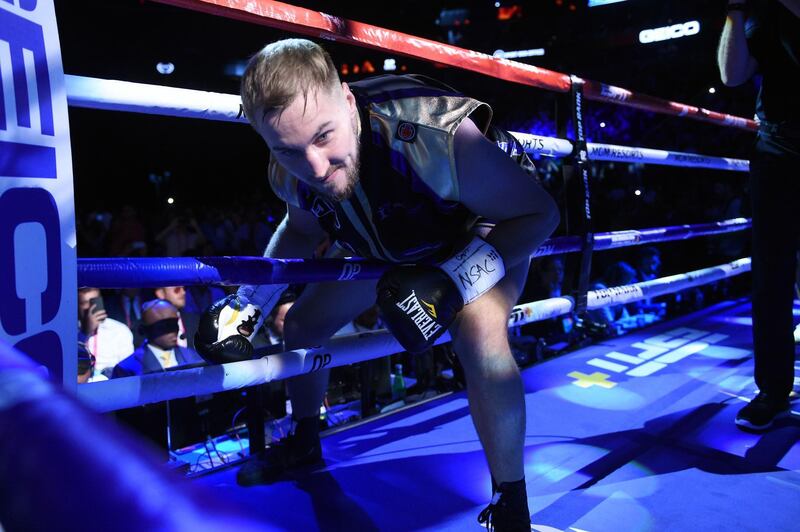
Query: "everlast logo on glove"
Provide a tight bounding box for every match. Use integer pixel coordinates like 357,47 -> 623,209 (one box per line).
395,290 -> 443,341
377,238 -> 505,354
377,264 -> 463,354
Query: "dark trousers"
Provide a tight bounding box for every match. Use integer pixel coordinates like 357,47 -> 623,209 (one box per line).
749,122 -> 800,398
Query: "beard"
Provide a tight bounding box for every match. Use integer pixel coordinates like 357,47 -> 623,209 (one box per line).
330,155 -> 360,202
325,119 -> 361,203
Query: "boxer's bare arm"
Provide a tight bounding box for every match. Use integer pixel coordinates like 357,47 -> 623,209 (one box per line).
454,117 -> 559,269
264,203 -> 327,260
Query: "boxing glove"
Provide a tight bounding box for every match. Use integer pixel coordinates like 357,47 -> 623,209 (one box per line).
195,282 -> 286,364
377,236 -> 505,353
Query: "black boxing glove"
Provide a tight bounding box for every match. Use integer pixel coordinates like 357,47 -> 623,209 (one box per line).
377,237 -> 505,353
377,265 -> 463,354
195,293 -> 269,364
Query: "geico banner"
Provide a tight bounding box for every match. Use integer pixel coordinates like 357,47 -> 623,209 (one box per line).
0,0 -> 77,391
639,20 -> 700,44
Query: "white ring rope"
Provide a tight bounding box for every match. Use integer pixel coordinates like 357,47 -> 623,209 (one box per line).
66,75 -> 749,172
78,257 -> 751,412
65,75 -> 244,122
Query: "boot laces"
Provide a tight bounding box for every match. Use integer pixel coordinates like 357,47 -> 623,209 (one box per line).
477,492 -> 502,530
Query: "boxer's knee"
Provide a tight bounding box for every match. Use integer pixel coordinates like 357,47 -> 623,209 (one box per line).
452,305 -> 517,378
283,316 -> 325,351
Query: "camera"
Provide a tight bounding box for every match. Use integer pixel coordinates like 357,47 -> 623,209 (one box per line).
89,296 -> 105,313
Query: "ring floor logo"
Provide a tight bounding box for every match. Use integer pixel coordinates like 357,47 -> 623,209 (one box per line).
567,327 -> 740,389
1,0 -> 76,388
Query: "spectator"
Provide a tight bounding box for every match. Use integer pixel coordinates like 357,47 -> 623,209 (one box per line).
112,300 -> 205,378
252,209 -> 276,254
108,205 -> 146,257
76,210 -> 110,257
632,246 -> 661,283
78,287 -> 134,378
155,211 -> 206,257
199,209 -> 235,254
521,256 -> 573,346
587,261 -> 638,332
529,255 -> 565,299
103,288 -> 146,347
704,180 -> 747,261
632,246 -> 667,317
230,212 -> 255,254
77,341 -> 106,384
154,286 -> 199,350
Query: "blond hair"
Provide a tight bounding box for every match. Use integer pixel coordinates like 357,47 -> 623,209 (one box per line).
240,39 -> 340,127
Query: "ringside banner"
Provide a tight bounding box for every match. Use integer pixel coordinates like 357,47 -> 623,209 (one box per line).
0,0 -> 77,391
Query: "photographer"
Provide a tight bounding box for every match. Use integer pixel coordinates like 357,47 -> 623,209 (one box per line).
78,287 -> 134,379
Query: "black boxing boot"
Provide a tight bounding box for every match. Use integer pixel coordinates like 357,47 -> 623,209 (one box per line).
236,416 -> 323,486
477,477 -> 531,531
